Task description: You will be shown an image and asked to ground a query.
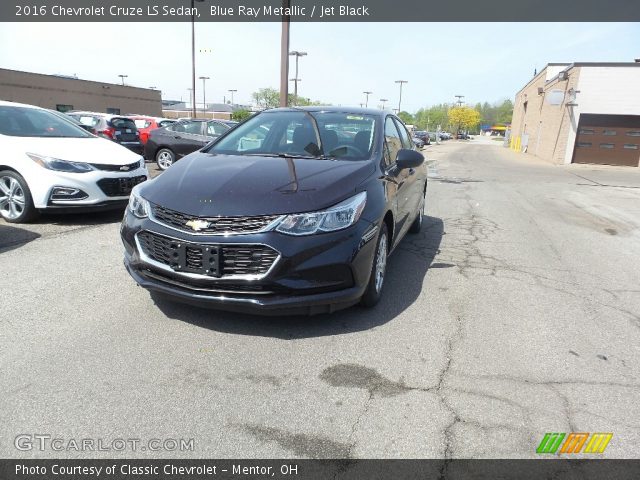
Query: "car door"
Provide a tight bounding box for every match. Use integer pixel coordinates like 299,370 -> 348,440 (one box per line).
171,121 -> 208,158
383,116 -> 411,244
393,117 -> 423,224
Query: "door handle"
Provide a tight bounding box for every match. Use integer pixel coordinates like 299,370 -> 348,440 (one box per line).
408,168 -> 416,176
174,135 -> 182,139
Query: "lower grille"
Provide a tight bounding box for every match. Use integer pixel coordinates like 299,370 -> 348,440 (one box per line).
137,231 -> 279,278
141,269 -> 276,295
97,175 -> 146,197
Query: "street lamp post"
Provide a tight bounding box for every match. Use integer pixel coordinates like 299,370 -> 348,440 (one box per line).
228,89 -> 237,106
363,91 -> 372,108
118,74 -> 128,85
199,76 -> 210,117
289,50 -> 307,105
395,80 -> 408,113
380,98 -> 388,110
455,95 -> 465,107
191,0 -> 205,118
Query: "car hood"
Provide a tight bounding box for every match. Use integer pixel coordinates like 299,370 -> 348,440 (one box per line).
9,136 -> 141,165
142,153 -> 376,216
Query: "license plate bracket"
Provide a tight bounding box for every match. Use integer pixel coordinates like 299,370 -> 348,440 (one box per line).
172,244 -> 221,277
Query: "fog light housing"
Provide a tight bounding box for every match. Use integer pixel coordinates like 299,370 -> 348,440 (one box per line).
50,187 -> 88,201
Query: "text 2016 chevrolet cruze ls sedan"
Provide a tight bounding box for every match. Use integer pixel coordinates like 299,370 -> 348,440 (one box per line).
121,107 -> 427,315
0,101 -> 148,223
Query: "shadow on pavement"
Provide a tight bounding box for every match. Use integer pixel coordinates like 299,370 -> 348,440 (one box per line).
37,208 -> 125,226
0,224 -> 41,253
151,216 -> 444,339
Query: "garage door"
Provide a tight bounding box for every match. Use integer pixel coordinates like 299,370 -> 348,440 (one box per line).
572,114 -> 640,167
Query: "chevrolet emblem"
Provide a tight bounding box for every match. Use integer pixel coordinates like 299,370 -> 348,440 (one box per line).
119,165 -> 130,171
185,219 -> 210,232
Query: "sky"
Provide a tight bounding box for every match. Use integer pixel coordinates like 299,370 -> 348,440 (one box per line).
1,22 -> 639,112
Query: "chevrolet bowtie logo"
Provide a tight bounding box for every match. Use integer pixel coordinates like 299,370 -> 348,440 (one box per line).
185,219 -> 211,231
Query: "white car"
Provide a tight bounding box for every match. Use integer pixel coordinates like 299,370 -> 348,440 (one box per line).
0,100 -> 149,223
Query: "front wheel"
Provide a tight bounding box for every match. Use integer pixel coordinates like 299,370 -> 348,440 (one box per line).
360,223 -> 389,308
0,171 -> 38,223
156,148 -> 175,170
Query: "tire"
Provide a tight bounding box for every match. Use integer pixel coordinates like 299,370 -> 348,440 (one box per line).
409,187 -> 426,234
360,223 -> 389,308
0,170 -> 38,223
156,148 -> 175,170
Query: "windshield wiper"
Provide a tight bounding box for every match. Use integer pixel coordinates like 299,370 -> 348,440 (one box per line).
244,152 -> 323,160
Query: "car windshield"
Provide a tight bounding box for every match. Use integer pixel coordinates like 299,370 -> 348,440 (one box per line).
0,106 -> 93,138
207,110 -> 377,160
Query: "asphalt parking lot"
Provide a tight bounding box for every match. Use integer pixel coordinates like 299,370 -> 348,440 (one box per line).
1,142 -> 639,458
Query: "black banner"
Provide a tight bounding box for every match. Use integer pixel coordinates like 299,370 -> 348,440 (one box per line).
2,459 -> 640,480
2,0 -> 640,22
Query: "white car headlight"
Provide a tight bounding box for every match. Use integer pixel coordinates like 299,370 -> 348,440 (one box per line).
128,187 -> 149,218
27,153 -> 94,173
276,192 -> 367,236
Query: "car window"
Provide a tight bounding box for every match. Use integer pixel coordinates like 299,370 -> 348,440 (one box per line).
71,115 -> 101,127
110,117 -> 137,130
394,118 -> 413,149
384,116 -> 403,166
207,121 -> 229,136
158,120 -> 175,128
181,121 -> 204,135
133,119 -> 152,129
209,111 -> 376,160
0,106 -> 92,138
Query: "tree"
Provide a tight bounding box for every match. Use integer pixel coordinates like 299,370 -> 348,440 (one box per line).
448,106 -> 481,133
397,111 -> 414,124
496,99 -> 514,123
231,109 -> 253,122
252,87 -> 280,110
414,104 -> 450,131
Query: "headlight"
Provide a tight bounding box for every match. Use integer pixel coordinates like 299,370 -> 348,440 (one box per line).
276,192 -> 366,236
128,187 -> 149,218
27,153 -> 93,173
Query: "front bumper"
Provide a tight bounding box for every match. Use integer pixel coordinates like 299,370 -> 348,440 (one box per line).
121,210 -> 379,315
29,166 -> 149,210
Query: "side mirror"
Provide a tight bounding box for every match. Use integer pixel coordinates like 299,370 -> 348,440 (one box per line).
396,149 -> 424,169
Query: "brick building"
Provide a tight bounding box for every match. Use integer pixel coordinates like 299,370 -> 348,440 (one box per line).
510,62 -> 640,167
0,68 -> 162,116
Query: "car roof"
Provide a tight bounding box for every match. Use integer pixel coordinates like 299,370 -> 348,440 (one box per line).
264,106 -> 387,117
0,100 -> 47,110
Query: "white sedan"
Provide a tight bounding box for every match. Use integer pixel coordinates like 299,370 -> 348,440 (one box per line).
0,100 -> 149,223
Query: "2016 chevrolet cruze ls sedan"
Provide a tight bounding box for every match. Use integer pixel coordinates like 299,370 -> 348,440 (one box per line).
121,107 -> 427,315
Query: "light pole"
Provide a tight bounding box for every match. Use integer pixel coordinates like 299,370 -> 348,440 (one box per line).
228,89 -> 237,106
289,50 -> 307,105
191,0 -> 205,118
363,91 -> 372,108
118,74 -> 128,86
280,0 -> 291,107
395,80 -> 408,113
380,98 -> 388,110
455,95 -> 465,107
199,76 -> 210,117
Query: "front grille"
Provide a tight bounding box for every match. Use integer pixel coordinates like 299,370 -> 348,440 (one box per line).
137,231 -> 279,278
91,160 -> 141,172
152,204 -> 281,235
97,175 -> 146,197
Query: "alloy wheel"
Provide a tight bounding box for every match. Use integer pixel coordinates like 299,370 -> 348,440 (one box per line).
0,176 -> 26,220
157,151 -> 173,170
375,232 -> 388,293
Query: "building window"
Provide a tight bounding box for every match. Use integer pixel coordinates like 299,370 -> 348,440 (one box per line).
56,104 -> 73,113
603,130 -> 617,136
599,143 -> 615,149
579,129 -> 594,135
623,144 -> 639,150
577,142 -> 592,148
106,108 -> 121,115
626,131 -> 640,137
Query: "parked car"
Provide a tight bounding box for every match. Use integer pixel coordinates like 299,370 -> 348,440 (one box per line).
145,119 -> 233,170
456,131 -> 470,140
128,116 -> 176,145
412,136 -> 425,148
0,101 -> 148,223
47,110 -> 98,135
67,111 -> 144,155
121,107 -> 427,315
413,130 -> 431,145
